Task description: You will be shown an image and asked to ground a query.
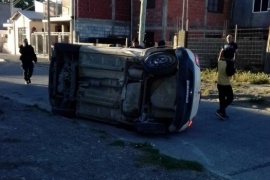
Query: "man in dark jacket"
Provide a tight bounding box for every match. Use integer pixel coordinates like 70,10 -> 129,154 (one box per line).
19,38 -> 37,84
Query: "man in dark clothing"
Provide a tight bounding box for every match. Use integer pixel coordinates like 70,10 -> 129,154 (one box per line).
19,38 -> 37,84
216,34 -> 238,120
157,40 -> 166,47
129,38 -> 144,49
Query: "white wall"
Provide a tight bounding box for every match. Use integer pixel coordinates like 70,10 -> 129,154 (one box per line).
14,15 -> 31,54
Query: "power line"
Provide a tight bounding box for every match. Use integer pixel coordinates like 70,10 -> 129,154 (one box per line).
23,4 -> 34,10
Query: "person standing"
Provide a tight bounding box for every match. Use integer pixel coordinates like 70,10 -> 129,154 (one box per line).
19,38 -> 37,84
129,38 -> 144,49
216,34 -> 238,120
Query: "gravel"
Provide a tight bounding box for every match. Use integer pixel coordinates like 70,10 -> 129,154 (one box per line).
0,96 -> 224,180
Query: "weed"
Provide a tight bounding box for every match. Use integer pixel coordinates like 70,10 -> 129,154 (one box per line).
130,142 -> 204,171
201,69 -> 270,85
201,89 -> 210,96
109,140 -> 126,147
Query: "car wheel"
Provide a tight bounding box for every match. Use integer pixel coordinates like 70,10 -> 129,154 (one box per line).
144,52 -> 177,75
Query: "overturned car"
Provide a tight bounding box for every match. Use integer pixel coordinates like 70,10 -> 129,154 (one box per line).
49,43 -> 201,133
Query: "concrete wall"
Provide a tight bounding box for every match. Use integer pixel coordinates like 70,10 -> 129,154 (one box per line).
76,18 -> 130,41
232,0 -> 270,28
0,3 -> 11,30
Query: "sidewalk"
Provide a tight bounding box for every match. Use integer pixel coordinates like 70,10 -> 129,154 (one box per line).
0,53 -> 50,65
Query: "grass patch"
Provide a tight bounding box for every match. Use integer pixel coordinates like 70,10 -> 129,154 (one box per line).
201,69 -> 270,85
109,140 -> 126,147
130,142 -> 204,171
201,69 -> 217,83
233,71 -> 270,85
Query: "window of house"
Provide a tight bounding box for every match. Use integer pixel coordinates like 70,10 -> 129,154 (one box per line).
147,0 -> 155,9
208,0 -> 224,13
253,0 -> 269,12
18,27 -> 26,44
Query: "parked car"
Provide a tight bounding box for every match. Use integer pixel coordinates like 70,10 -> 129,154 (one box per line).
48,43 -> 201,133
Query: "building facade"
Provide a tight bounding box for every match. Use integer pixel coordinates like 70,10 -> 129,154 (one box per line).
231,0 -> 270,28
132,0 -> 232,44
75,0 -> 131,42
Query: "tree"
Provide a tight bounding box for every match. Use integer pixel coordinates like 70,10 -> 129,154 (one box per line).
14,0 -> 35,11
0,0 -> 35,11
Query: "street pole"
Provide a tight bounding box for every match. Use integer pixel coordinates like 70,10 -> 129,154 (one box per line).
138,0 -> 147,47
47,0 -> 51,61
70,0 -> 74,44
181,0 -> 185,30
10,0 -> 13,16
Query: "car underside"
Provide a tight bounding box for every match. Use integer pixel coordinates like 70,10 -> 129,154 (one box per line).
49,43 -> 201,134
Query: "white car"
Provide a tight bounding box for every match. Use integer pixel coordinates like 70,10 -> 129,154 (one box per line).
49,43 -> 201,133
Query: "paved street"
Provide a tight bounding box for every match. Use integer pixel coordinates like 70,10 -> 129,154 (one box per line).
1,54 -> 270,179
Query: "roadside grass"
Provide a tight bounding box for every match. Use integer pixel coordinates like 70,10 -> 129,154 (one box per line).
201,69 -> 270,108
201,69 -> 270,85
108,140 -> 204,171
130,142 -> 204,171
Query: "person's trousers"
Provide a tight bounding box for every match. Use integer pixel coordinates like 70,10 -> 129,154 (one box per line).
21,63 -> 34,81
217,84 -> 234,114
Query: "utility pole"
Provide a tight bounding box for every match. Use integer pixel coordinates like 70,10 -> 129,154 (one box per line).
138,0 -> 147,46
181,0 -> 185,30
10,0 -> 13,16
47,0 -> 51,60
70,0 -> 74,43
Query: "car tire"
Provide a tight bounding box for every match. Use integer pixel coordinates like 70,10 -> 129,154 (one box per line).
144,52 -> 177,75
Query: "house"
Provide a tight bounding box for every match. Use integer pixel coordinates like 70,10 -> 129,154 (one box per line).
3,0 -> 133,55
74,0 -> 131,42
3,10 -> 43,54
132,0 -> 233,45
231,0 -> 270,29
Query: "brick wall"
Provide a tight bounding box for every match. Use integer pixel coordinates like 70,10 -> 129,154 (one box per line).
115,0 -> 130,21
77,0 -> 131,21
133,0 -> 232,42
75,0 -> 131,40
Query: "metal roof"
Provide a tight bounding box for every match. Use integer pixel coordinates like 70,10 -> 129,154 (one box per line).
11,10 -> 44,21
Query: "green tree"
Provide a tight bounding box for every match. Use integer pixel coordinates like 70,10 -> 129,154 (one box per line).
0,0 -> 36,11
14,0 -> 35,10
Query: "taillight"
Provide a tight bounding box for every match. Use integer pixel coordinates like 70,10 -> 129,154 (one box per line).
194,54 -> 200,67
188,120 -> 193,127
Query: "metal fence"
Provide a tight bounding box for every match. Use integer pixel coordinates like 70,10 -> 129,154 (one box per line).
31,32 -> 70,55
186,28 -> 268,71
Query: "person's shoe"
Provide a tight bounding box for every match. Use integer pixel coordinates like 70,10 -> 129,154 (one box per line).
215,110 -> 227,120
25,81 -> 28,84
28,79 -> 31,84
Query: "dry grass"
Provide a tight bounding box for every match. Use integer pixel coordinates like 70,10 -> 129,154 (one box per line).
201,69 -> 270,109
